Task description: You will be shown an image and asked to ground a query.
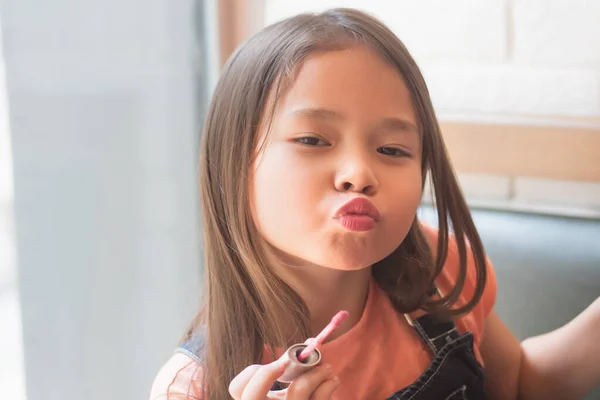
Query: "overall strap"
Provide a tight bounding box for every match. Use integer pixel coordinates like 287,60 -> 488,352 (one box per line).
404,285 -> 461,354
176,325 -> 207,364
405,313 -> 461,354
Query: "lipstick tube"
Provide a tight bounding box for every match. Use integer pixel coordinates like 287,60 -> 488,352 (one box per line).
277,343 -> 322,383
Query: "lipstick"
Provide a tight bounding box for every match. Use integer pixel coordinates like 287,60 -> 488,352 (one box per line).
276,310 -> 349,383
276,343 -> 322,383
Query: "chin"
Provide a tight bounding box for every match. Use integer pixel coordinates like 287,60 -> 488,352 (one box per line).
313,234 -> 397,271
318,249 -> 386,272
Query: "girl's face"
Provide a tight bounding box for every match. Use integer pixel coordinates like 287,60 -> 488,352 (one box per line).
251,46 -> 423,271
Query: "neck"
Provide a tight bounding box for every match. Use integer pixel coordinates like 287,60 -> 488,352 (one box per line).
267,246 -> 372,342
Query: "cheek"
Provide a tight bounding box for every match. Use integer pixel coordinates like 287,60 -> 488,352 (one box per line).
250,147 -> 324,237
401,171 -> 423,209
383,168 -> 423,230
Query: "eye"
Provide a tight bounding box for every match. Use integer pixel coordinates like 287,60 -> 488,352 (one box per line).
292,136 -> 329,146
377,146 -> 411,158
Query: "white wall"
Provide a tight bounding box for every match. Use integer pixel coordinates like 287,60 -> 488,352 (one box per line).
0,1 -> 204,399
0,19 -> 26,400
264,0 -> 600,215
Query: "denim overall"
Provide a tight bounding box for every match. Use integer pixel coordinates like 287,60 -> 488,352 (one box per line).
178,304 -> 487,399
385,313 -> 487,400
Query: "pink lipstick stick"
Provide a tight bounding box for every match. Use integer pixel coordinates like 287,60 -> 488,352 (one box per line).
298,310 -> 349,361
276,310 -> 349,384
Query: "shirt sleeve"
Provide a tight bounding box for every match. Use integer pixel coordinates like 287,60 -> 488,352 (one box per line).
149,353 -> 205,400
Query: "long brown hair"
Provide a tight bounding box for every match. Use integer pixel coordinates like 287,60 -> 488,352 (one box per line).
190,8 -> 487,399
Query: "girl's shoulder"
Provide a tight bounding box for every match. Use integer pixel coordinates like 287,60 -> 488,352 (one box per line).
149,352 -> 204,400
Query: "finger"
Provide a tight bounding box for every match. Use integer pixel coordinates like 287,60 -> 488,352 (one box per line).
240,359 -> 289,400
309,376 -> 340,400
266,389 -> 288,400
229,365 -> 262,399
285,364 -> 332,399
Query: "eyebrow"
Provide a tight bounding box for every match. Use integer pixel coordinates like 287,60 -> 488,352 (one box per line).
288,107 -> 419,134
289,107 -> 343,122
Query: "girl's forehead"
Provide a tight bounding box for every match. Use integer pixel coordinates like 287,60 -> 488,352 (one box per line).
272,48 -> 416,124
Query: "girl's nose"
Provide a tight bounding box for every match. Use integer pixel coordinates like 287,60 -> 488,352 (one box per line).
334,155 -> 379,196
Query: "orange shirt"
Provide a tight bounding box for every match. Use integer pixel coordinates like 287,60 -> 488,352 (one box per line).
151,225 -> 497,399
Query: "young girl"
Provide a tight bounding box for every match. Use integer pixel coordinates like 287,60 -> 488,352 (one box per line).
150,8 -> 600,400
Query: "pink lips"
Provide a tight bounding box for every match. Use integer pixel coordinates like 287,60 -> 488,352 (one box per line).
334,197 -> 380,232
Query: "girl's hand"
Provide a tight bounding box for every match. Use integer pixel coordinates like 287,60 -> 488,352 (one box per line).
228,359 -> 340,399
